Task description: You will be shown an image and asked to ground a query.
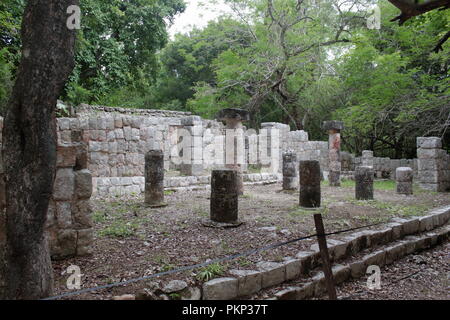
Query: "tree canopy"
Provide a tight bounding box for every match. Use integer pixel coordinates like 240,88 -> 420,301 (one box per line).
0,0 -> 186,110
0,0 -> 448,156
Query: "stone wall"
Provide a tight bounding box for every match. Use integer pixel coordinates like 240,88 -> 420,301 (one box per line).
355,156 -> 417,179
58,113 -> 185,176
95,172 -> 281,196
417,137 -> 450,192
341,140 -> 450,187
55,105 -> 331,196
46,137 -> 94,260
344,150 -> 417,180
0,117 -> 93,260
2,107 -> 448,200
285,130 -> 329,174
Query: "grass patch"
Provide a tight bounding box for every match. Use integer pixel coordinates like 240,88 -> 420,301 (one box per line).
413,184 -> 438,195
334,179 -> 395,190
288,205 -> 328,218
92,211 -> 107,223
196,263 -> 226,282
193,206 -> 208,217
340,179 -> 355,188
346,199 -> 427,218
374,180 -> 396,190
169,293 -> 181,300
236,257 -> 253,268
247,165 -> 261,174
153,255 -> 176,272
98,220 -> 138,238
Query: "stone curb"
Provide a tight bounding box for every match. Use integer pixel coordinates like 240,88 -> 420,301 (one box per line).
200,205 -> 450,300
274,224 -> 449,300
93,174 -> 281,197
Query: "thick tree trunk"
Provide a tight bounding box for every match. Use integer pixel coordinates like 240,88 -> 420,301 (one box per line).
0,0 -> 78,299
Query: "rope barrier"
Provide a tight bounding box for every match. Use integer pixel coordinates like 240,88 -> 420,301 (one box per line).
42,221 -> 383,300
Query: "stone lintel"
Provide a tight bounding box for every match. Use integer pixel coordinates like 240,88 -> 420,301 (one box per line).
216,108 -> 250,122
322,121 -> 344,132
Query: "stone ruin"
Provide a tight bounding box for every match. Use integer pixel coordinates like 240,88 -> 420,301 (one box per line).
19,104 -> 332,197
0,124 -> 93,260
299,161 -> 321,208
417,137 -> 450,192
145,150 -> 166,207
0,104 -> 448,259
216,108 -> 250,195
46,134 -> 93,260
323,120 -> 344,187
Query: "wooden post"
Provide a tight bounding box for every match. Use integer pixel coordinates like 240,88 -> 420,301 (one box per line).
313,213 -> 337,300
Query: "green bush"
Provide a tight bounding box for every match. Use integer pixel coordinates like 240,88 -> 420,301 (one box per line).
0,48 -> 13,116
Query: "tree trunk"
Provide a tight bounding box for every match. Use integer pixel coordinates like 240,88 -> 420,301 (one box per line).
0,0 -> 78,299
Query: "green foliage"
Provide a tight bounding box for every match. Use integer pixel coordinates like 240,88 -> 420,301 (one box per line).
0,0 -> 448,156
338,179 -> 395,190
333,2 -> 450,157
184,0 -> 369,132
98,220 -> 138,238
66,83 -> 93,106
0,0 -> 186,109
92,210 -> 107,223
64,0 -> 186,107
183,0 -> 449,155
0,0 -> 24,62
149,18 -> 254,113
196,262 -> 226,282
0,48 -> 12,115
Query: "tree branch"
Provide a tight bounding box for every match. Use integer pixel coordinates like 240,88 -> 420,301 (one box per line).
433,30 -> 450,52
388,0 -> 450,25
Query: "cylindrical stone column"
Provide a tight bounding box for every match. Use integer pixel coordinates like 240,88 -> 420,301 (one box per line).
145,150 -> 165,207
217,108 -> 250,196
355,166 -> 374,200
210,169 -> 239,223
299,161 -> 321,208
396,167 -> 413,195
323,121 -> 344,187
282,151 -> 298,190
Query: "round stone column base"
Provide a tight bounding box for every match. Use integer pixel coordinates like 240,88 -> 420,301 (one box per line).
202,219 -> 243,229
145,202 -> 168,208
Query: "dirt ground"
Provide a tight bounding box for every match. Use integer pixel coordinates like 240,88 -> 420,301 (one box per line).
51,180 -> 450,300
321,242 -> 450,300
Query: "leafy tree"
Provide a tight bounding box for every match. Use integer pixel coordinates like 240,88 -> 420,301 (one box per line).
66,0 -> 186,106
0,0 -> 186,108
386,0 -> 450,52
0,0 -> 24,63
0,0 -> 24,114
148,18 -> 254,111
334,2 -> 449,157
187,0 -> 372,131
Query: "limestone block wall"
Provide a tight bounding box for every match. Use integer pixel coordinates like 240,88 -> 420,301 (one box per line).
261,123 -> 291,173
286,130 -> 329,173
353,154 -> 417,179
46,139 -> 94,260
1,105 -> 333,198
57,114 -> 183,177
0,116 -> 93,260
417,137 -> 450,192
